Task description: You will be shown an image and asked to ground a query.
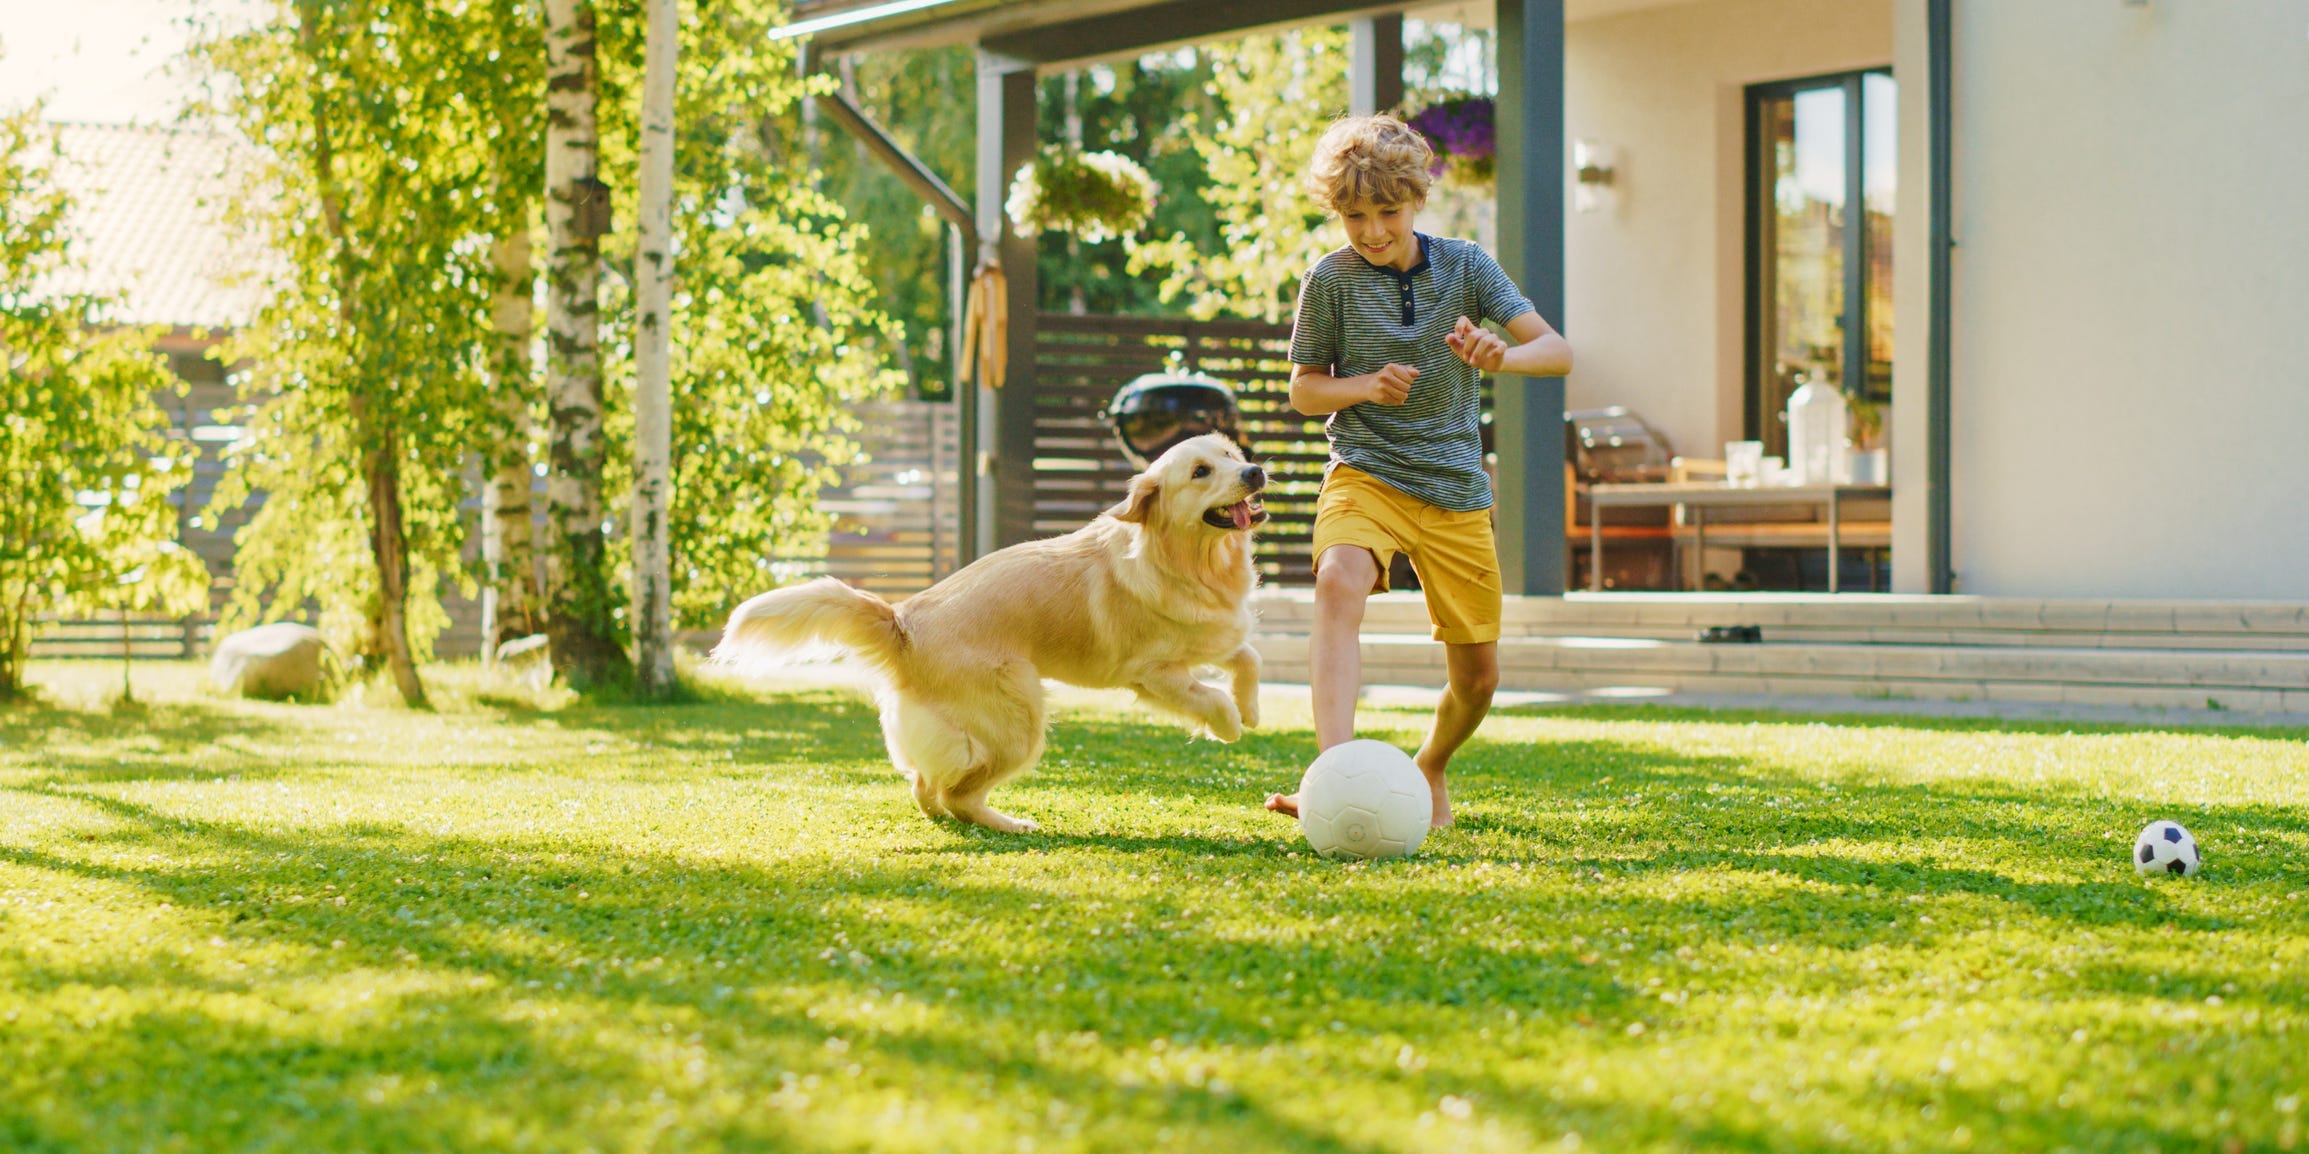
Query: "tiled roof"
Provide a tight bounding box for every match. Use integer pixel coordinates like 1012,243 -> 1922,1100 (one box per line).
43,122 -> 276,331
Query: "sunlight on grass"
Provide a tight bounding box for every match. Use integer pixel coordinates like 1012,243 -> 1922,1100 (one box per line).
3,660 -> 2305,1152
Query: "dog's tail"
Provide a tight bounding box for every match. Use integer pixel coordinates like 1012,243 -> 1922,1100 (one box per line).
710,578 -> 905,672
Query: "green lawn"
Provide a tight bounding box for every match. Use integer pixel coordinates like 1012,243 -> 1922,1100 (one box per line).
3,660 -> 2305,1153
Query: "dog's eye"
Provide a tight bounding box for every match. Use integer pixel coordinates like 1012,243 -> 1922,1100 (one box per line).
1192,464 -> 1211,479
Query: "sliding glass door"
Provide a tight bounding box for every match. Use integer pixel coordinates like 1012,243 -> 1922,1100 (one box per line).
1746,69 -> 1895,461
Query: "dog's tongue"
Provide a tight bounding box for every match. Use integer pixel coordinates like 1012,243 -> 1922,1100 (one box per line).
1229,501 -> 1253,530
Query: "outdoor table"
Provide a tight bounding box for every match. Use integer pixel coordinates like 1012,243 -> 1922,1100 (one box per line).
1586,481 -> 1894,593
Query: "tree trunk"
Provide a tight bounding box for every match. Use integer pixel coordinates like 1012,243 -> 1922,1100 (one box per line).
362,418 -> 429,708
119,605 -> 134,703
298,0 -> 427,708
483,226 -> 541,658
0,566 -> 26,700
630,0 -> 679,698
0,635 -> 20,701
542,0 -> 631,690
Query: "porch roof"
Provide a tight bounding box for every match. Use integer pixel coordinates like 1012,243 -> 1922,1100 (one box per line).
783,0 -> 1405,66
784,0 -> 1699,58
781,0 -> 1576,596
40,123 -> 275,332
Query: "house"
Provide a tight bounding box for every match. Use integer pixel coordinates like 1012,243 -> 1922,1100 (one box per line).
1556,0 -> 2307,602
28,123 -> 509,658
31,123 -> 267,658
785,0 -> 2309,603
784,0 -> 2309,712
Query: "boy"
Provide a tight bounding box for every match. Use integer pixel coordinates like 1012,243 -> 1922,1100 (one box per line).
1265,113 -> 1572,829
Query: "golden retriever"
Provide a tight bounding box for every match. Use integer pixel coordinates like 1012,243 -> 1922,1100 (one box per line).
712,433 -> 1268,833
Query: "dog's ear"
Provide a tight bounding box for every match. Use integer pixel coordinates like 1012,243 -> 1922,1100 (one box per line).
1108,472 -> 1159,524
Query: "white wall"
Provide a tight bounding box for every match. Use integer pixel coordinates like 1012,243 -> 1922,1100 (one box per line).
1564,0 -> 1892,463
1927,0 -> 2309,599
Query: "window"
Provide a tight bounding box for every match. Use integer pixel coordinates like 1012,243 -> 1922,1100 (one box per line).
1746,69 -> 1895,461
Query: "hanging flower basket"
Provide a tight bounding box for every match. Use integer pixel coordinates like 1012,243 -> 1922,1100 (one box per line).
1006,147 -> 1159,243
1408,96 -> 1497,187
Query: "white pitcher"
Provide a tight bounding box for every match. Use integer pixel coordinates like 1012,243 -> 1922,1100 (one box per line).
1786,379 -> 1850,486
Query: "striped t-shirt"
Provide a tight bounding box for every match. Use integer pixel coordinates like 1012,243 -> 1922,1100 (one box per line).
1288,234 -> 1534,512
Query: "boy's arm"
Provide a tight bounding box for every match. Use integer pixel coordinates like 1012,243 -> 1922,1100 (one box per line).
1289,362 -> 1418,416
1446,312 -> 1574,378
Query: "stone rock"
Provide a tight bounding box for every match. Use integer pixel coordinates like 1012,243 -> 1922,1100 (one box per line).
495,633 -> 551,666
210,622 -> 333,700
496,633 -> 552,688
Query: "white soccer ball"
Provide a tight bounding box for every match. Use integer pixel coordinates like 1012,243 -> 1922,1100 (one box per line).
1297,740 -> 1431,861
2134,820 -> 2202,877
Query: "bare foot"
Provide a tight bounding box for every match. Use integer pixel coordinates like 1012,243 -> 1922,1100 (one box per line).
1264,792 -> 1300,818
1415,756 -> 1454,829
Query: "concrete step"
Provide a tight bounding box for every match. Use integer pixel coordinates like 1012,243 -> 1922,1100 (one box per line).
1251,632 -> 2309,715
1251,590 -> 2309,651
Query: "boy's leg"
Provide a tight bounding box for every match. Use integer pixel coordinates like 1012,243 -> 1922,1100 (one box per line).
1264,543 -> 1378,818
1413,640 -> 1500,828
1309,544 -> 1378,751
1403,503 -> 1505,829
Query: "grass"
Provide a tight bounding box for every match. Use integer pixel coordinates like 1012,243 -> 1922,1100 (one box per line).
3,659 -> 2306,1154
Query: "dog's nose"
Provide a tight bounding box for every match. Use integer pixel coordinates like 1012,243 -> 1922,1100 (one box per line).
1242,465 -> 1266,491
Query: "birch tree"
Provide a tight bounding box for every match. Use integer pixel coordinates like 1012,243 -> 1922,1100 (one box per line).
195,0 -> 536,706
628,0 -> 677,696
192,0 -> 897,696
483,226 -> 541,656
543,0 -> 632,690
587,0 -> 902,632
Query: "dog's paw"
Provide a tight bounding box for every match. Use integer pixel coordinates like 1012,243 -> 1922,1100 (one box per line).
1236,694 -> 1261,730
952,804 -> 1039,834
984,812 -> 1040,834
1202,708 -> 1244,743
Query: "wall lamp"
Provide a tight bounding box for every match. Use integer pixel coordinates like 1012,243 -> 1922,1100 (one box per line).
1574,139 -> 1617,213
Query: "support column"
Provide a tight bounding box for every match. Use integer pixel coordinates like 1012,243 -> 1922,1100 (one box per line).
946,221 -> 967,578
1493,0 -> 1568,596
1350,14 -> 1404,117
1925,0 -> 1954,594
975,53 -> 1039,554
1890,0 -> 1944,595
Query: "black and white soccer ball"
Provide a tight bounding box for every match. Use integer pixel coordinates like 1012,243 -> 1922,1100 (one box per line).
2134,820 -> 2201,877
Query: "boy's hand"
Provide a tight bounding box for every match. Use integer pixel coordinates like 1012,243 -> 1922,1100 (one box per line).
1446,316 -> 1508,373
1364,363 -> 1417,406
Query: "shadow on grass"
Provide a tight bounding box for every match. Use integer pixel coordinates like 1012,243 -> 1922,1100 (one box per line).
0,788 -> 1454,1153
3,683 -> 2304,1150
5,767 -> 2290,1153
1,678 -> 895,783
0,693 -> 314,784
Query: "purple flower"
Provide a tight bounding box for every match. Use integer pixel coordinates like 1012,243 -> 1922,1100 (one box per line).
1408,97 -> 1495,179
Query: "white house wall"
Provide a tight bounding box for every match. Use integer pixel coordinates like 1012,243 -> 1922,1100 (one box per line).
1563,0 -> 1892,468
1927,0 -> 2309,599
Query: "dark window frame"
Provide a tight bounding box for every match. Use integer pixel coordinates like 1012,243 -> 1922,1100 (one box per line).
1743,66 -> 1895,445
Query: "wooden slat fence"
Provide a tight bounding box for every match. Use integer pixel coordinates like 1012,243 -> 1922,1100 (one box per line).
31,360 -> 254,660
1029,312 -> 1492,586
36,310 -> 1448,660
1031,313 -> 1322,583
781,400 -> 962,595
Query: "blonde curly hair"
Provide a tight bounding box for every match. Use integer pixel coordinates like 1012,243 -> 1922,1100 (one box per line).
1305,113 -> 1436,214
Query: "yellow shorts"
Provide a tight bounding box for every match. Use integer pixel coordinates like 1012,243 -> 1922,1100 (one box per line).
1310,464 -> 1504,645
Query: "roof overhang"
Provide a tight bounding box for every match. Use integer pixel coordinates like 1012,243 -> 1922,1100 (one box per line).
785,0 -> 1410,68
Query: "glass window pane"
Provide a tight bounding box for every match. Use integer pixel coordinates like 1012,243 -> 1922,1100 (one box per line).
1861,71 -> 1897,405
1759,85 -> 1846,458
